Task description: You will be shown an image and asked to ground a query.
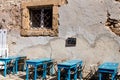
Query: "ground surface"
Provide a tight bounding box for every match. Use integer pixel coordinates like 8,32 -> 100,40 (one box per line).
0,71 -> 26,80
0,71 -> 82,80
0,71 -> 59,80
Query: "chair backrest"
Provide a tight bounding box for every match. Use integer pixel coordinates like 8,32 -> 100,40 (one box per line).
0,29 -> 8,57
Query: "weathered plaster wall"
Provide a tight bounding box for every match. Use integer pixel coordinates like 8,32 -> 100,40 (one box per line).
0,0 -> 120,71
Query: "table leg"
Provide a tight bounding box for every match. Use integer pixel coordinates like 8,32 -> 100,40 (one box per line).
57,68 -> 60,80
67,69 -> 71,80
15,60 -> 18,74
43,64 -> 47,79
112,73 -> 116,80
112,74 -> 113,80
4,61 -> 7,77
22,63 -> 25,71
45,64 -> 47,79
34,66 -> 37,80
99,73 -> 102,80
74,67 -> 77,80
12,62 -> 15,74
80,68 -> 82,80
26,64 -> 29,80
50,63 -> 54,75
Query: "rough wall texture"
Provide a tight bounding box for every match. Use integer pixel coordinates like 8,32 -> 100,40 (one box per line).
0,0 -> 120,72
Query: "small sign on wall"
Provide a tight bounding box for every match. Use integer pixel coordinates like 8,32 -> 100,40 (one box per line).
65,37 -> 76,47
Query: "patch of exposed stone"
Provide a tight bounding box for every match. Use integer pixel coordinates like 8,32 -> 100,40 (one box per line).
0,2 -> 21,31
105,12 -> 120,36
60,0 -> 68,5
115,0 -> 120,2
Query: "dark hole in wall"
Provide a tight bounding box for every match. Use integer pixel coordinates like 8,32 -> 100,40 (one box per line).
65,37 -> 76,47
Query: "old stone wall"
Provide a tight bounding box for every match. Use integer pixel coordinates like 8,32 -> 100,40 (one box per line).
0,0 -> 120,72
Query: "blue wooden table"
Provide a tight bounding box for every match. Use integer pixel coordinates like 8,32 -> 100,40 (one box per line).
98,62 -> 119,80
0,56 -> 17,77
57,60 -> 83,80
26,58 -> 53,80
0,57 -> 14,77
0,56 -> 26,77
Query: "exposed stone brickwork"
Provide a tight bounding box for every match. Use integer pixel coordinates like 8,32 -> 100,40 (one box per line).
105,18 -> 120,36
105,12 -> 120,36
115,0 -> 120,2
0,0 -> 25,32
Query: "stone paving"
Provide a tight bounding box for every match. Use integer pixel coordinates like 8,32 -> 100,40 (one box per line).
0,71 -> 58,80
0,71 -> 26,80
0,71 -> 81,80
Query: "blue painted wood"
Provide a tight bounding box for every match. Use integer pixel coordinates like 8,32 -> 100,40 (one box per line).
26,64 -> 29,80
0,56 -> 26,77
57,60 -> 83,80
58,60 -> 82,67
98,62 -> 119,80
26,58 -> 53,80
0,57 -> 14,76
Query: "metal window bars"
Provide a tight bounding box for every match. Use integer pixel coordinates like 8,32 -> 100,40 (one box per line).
29,6 -> 53,29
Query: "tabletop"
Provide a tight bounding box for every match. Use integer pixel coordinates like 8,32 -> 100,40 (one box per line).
0,57 -> 15,61
26,58 -> 52,63
58,60 -> 82,67
99,62 -> 119,70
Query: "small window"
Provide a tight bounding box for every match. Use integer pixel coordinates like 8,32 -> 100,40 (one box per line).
29,6 -> 53,29
21,0 -> 59,36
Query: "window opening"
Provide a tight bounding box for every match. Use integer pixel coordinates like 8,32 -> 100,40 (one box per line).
29,6 -> 53,29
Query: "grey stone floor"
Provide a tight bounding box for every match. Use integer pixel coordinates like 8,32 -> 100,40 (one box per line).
0,71 -> 58,80
0,72 -> 82,80
0,71 -> 26,80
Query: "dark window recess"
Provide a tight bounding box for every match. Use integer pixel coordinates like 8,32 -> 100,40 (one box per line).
29,6 -> 53,29
65,38 -> 76,47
